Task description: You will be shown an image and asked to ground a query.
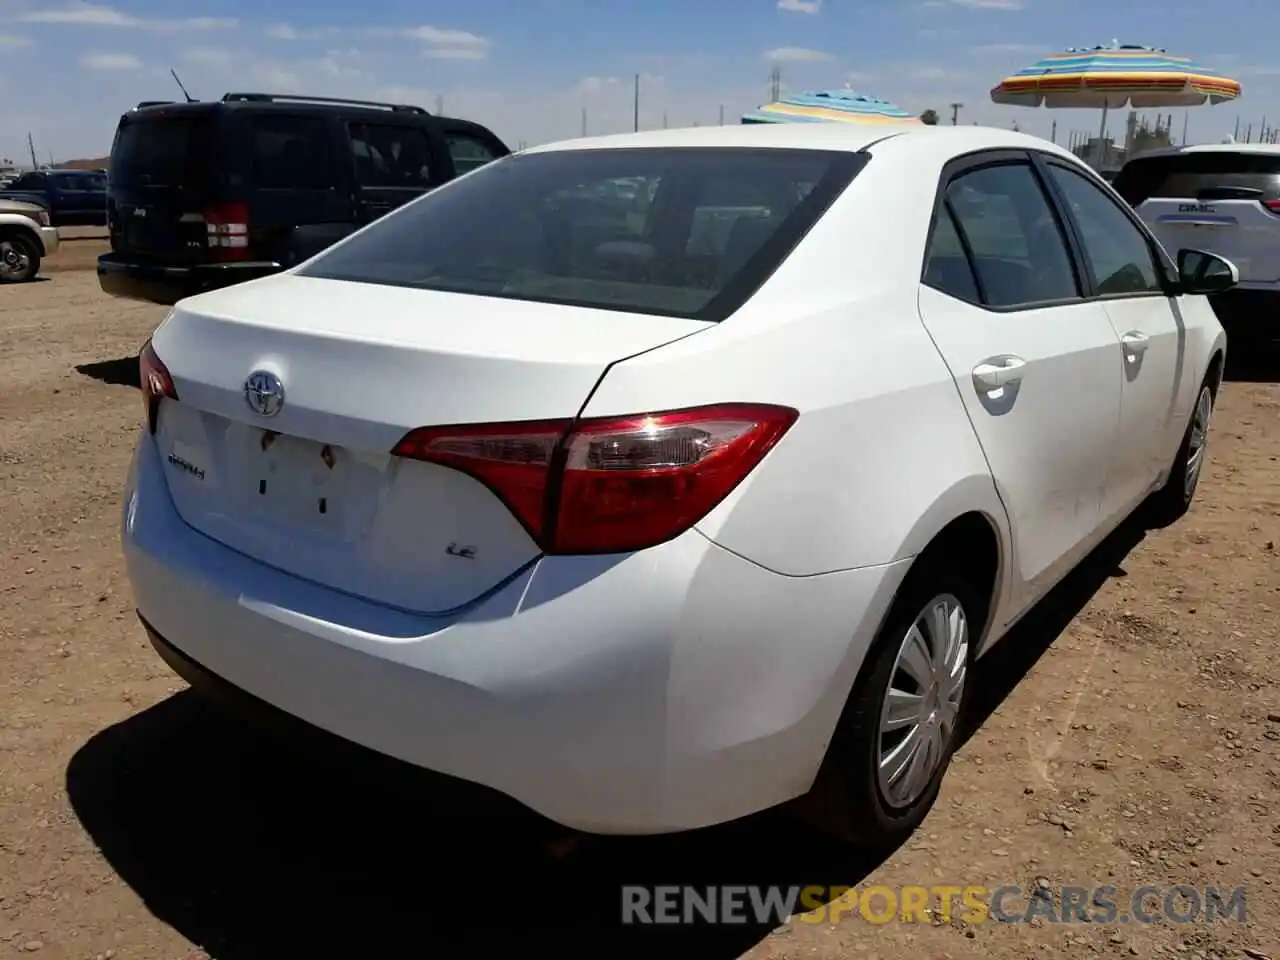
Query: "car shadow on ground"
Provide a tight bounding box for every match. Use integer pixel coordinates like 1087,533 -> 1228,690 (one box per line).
75,356 -> 139,389
65,518 -> 1148,960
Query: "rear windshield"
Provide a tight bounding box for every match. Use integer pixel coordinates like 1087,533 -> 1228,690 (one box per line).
109,115 -> 214,188
1114,151 -> 1280,206
299,146 -> 864,321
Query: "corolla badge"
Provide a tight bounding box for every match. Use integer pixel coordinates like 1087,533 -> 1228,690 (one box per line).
244,370 -> 285,417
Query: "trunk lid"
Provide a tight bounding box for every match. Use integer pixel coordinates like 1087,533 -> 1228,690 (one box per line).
149,274 -> 711,614
1115,150 -> 1280,288
108,109 -> 218,263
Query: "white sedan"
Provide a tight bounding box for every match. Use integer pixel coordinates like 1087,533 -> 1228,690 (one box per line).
122,122 -> 1231,846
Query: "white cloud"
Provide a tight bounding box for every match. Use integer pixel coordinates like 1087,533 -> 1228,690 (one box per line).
265,21 -> 490,60
20,2 -> 236,30
777,0 -> 823,12
80,51 -> 142,70
0,34 -> 34,47
764,46 -> 833,62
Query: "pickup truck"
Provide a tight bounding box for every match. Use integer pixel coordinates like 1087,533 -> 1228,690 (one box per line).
0,169 -> 107,227
0,197 -> 60,282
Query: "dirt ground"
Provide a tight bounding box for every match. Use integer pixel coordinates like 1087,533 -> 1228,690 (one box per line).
1,244 -> 1277,960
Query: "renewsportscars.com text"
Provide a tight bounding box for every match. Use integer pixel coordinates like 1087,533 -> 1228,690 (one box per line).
620,884 -> 1247,926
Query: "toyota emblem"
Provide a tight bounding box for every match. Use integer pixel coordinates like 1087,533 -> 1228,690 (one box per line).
244,370 -> 285,417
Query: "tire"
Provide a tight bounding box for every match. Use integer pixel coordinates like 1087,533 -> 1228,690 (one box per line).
1142,377 -> 1215,529
796,559 -> 983,851
0,231 -> 41,283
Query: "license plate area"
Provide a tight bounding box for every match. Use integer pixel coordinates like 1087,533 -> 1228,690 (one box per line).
247,429 -> 349,529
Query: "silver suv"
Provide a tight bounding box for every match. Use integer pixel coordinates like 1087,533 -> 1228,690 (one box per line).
1114,143 -> 1280,342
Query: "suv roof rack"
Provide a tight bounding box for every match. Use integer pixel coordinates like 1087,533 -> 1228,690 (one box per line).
221,92 -> 429,114
135,100 -> 176,109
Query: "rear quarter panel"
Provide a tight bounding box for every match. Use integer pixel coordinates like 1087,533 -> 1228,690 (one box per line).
579,148 -> 1012,579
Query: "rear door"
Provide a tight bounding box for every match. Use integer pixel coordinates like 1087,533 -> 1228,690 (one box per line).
48,173 -> 91,223
916,152 -> 1125,611
1114,149 -> 1280,290
347,119 -> 447,225
108,109 -> 219,263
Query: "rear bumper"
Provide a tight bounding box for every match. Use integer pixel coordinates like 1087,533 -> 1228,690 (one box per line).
98,253 -> 281,306
121,432 -> 909,835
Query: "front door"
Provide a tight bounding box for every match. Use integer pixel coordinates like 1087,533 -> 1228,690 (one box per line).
1042,158 -> 1192,523
917,155 -> 1125,611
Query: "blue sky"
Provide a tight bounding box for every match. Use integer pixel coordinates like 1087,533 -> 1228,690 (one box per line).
0,0 -> 1276,164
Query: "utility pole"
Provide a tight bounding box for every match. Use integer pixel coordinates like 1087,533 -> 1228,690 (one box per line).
633,74 -> 640,132
1181,111 -> 1189,145
1050,119 -> 1057,143
719,103 -> 725,126
662,111 -> 668,129
769,65 -> 782,103
949,102 -> 963,126
27,132 -> 37,170
581,107 -> 587,137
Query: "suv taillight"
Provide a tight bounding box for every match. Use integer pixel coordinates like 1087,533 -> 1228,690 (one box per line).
391,403 -> 798,554
204,201 -> 250,260
1264,199 -> 1280,217
139,339 -> 178,433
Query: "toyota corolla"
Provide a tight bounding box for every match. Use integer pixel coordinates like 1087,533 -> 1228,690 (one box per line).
122,122 -> 1230,846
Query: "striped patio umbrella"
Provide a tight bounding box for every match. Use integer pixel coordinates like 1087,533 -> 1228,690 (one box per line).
743,89 -> 922,125
991,42 -> 1242,109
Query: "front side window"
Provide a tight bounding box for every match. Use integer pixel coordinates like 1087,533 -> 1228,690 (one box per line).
300,147 -> 863,321
944,163 -> 1079,308
1046,163 -> 1163,296
445,133 -> 499,175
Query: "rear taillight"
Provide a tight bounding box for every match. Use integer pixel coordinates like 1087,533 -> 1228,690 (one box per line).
204,201 -> 250,260
392,403 -> 798,554
139,339 -> 178,433
1264,199 -> 1280,216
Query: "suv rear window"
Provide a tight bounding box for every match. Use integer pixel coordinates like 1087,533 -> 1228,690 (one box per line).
1113,151 -> 1280,206
299,147 -> 864,321
110,115 -> 214,188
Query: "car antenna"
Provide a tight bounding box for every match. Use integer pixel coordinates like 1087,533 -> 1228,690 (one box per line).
170,68 -> 196,103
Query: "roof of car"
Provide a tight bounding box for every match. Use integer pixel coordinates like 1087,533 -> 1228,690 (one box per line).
1123,142 -> 1280,162
524,122 -> 1083,163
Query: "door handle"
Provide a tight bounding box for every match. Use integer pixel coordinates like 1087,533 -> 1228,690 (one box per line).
972,355 -> 1027,392
1120,330 -> 1150,355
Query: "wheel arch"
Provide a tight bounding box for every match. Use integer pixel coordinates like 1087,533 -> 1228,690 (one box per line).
0,221 -> 44,256
890,473 -> 1011,649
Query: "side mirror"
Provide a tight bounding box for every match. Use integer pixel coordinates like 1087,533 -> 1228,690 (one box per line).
1176,248 -> 1239,294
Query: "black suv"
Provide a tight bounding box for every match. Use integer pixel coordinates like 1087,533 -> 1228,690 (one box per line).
98,92 -> 510,305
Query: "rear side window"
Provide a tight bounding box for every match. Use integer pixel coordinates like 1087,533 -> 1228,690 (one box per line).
300,147 -> 864,321
445,133 -> 499,175
1113,151 -> 1280,206
252,115 -> 334,190
110,116 -> 214,188
942,163 -> 1079,308
349,123 -> 435,188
